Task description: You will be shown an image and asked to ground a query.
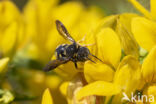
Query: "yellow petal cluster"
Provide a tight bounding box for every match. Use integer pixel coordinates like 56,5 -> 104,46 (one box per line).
72,1 -> 156,103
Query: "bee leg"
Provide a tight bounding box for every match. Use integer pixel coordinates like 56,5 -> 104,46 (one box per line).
74,62 -> 78,69
77,34 -> 86,43
82,43 -> 95,47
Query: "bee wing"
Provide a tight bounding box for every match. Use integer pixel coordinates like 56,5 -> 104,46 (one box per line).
56,20 -> 76,43
43,57 -> 70,72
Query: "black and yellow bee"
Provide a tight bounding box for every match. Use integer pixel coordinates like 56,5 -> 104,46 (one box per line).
43,20 -> 103,71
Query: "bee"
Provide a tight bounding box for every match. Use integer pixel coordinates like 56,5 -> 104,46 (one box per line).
43,20 -> 103,71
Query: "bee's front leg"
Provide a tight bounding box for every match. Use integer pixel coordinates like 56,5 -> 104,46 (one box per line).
77,34 -> 86,43
81,43 -> 95,47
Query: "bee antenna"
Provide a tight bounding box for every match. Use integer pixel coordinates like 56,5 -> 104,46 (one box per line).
87,57 -> 96,63
90,54 -> 104,63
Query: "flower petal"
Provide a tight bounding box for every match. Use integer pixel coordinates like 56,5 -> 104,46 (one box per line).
119,13 -> 138,32
151,0 -> 156,19
114,55 -> 141,93
45,75 -> 62,90
142,46 -> 156,83
0,57 -> 9,73
59,81 -> 69,96
0,1 -> 20,27
84,62 -> 114,83
112,55 -> 141,103
67,73 -> 96,104
54,61 -> 79,80
76,81 -> 121,100
95,15 -> 118,31
0,22 -> 17,55
116,17 -> 139,58
42,88 -> 53,104
131,17 -> 156,51
96,28 -> 121,68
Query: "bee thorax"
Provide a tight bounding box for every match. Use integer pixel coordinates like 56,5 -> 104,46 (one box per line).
55,44 -> 68,59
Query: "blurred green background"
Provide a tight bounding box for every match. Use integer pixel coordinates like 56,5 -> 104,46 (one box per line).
12,0 -> 149,15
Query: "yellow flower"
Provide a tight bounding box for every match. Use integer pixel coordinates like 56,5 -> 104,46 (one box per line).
67,11 -> 144,104
66,73 -> 96,104
112,55 -> 142,103
83,21 -> 121,83
23,0 -> 59,62
0,1 -> 20,28
0,1 -> 21,57
76,56 -> 142,103
129,0 -> 156,51
42,88 -> 53,104
131,17 -> 156,52
96,27 -> 121,68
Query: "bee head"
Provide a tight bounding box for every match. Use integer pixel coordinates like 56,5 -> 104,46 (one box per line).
77,47 -> 90,62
